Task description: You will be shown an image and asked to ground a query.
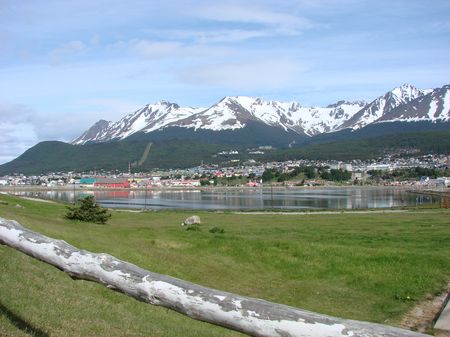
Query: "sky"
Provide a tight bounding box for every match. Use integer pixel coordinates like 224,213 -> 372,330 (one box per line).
1,0 -> 450,164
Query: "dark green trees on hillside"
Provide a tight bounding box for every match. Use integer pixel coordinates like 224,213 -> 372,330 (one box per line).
328,169 -> 352,181
65,196 -> 111,224
261,166 -> 352,183
262,166 -> 317,182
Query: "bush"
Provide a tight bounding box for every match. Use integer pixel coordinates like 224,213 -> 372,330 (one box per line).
185,224 -> 201,231
209,227 -> 225,234
65,195 -> 111,224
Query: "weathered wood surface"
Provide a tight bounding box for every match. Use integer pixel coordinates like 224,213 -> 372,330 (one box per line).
0,217 -> 432,337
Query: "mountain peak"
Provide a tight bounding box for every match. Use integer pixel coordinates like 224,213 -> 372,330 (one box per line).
97,119 -> 111,124
218,95 -> 260,105
396,83 -> 416,89
72,119 -> 112,145
389,83 -> 423,100
155,100 -> 180,108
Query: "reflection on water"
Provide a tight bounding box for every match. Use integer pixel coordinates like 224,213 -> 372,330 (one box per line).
14,187 -> 437,210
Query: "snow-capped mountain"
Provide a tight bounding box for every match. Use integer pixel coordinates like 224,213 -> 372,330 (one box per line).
72,101 -> 203,145
72,84 -> 450,145
170,96 -> 366,136
72,97 -> 366,144
376,84 -> 450,123
338,84 -> 430,130
293,101 -> 367,136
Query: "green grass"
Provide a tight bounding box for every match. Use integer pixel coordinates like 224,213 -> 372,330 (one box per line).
0,194 -> 449,337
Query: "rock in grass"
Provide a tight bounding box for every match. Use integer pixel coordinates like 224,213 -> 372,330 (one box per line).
182,215 -> 201,226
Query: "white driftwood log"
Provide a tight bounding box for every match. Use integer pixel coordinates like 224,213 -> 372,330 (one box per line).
0,217 -> 432,337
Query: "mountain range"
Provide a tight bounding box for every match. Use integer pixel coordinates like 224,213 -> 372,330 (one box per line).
1,83 -> 449,175
73,83 -> 449,145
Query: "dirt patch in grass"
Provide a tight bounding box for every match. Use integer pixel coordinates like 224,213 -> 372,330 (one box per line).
400,285 -> 450,334
18,196 -> 56,204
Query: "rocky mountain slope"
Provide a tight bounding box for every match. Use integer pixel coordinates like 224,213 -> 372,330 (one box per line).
339,84 -> 432,130
377,84 -> 450,123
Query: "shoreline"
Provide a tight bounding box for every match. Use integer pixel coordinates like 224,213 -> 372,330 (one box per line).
0,184 -> 433,193
3,185 -> 446,213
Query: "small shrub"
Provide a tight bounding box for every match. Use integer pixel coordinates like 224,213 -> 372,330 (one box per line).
185,224 -> 201,231
65,196 -> 111,224
209,226 -> 225,234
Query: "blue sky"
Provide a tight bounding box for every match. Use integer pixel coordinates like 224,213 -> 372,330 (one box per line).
1,0 -> 450,164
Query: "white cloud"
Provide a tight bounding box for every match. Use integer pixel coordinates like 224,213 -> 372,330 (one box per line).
124,38 -> 232,59
49,40 -> 88,64
178,59 -> 305,90
131,40 -> 184,58
0,102 -> 47,163
0,100 -> 95,163
0,122 -> 38,164
196,2 -> 314,35
149,28 -> 279,44
195,29 -> 269,43
0,102 -> 34,123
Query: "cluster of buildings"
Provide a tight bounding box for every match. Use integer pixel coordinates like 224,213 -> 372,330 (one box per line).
0,154 -> 448,189
78,177 -> 202,188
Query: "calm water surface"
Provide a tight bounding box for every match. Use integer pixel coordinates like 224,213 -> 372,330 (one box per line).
14,187 -> 437,210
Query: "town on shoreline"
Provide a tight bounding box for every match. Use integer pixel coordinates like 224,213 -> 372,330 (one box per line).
1,154 -> 449,190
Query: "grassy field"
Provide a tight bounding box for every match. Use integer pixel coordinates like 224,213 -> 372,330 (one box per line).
0,194 -> 449,337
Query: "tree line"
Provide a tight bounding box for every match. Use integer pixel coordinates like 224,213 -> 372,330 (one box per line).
261,166 -> 351,183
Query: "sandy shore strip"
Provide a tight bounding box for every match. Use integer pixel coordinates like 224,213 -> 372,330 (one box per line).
18,196 -> 57,203
233,210 -> 409,215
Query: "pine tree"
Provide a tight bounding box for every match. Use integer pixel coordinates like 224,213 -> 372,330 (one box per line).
65,196 -> 111,224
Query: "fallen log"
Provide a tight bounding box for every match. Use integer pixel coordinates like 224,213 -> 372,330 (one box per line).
0,217 -> 432,337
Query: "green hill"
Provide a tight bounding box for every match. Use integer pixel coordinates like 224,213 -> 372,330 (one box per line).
268,130 -> 450,161
0,140 -> 227,175
1,129 -> 449,175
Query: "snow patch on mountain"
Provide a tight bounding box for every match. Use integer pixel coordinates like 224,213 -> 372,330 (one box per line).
441,89 -> 450,119
295,101 -> 367,136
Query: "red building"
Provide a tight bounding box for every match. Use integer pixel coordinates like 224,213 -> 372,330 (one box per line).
94,178 -> 130,188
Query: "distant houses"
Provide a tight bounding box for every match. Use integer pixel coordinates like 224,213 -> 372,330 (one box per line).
75,176 -> 203,189
79,177 -> 96,187
420,176 -> 449,188
94,178 -> 130,188
79,177 -> 130,188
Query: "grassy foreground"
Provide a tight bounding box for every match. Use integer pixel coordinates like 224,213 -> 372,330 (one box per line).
0,194 -> 449,337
